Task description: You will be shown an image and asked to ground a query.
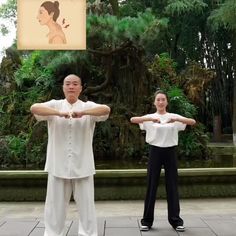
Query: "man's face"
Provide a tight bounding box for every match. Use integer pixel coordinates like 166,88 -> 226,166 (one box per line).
63,75 -> 82,101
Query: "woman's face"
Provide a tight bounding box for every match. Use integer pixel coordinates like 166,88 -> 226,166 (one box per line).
37,7 -> 52,25
154,93 -> 168,112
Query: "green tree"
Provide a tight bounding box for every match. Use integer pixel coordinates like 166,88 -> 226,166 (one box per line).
0,0 -> 214,167
0,0 -> 16,36
208,0 -> 236,144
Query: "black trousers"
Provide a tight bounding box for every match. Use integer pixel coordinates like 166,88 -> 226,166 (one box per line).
141,145 -> 183,228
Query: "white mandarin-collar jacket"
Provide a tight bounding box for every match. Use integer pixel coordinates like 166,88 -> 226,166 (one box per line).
35,99 -> 109,179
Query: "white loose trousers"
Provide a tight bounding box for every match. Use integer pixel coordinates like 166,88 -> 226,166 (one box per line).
44,174 -> 97,236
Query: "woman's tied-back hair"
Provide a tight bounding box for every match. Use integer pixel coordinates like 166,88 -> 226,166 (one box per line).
41,1 -> 60,22
154,89 -> 168,101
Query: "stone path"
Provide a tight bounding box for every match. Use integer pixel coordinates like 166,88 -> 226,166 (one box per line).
0,199 -> 236,236
0,214 -> 236,236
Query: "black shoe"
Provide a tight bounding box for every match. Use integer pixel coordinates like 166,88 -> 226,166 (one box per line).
175,225 -> 185,232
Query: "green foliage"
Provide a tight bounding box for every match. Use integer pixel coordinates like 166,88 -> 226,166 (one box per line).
0,0 -> 17,36
87,10 -> 161,49
164,86 -> 208,159
0,2 -> 215,169
169,86 -> 209,158
208,0 -> 236,31
167,88 -> 208,159
14,51 -> 53,88
45,51 -> 78,73
4,133 -> 29,166
149,53 -> 177,87
167,87 -> 197,118
0,0 -> 16,19
0,23 -> 9,35
165,0 -> 207,15
119,0 -> 147,17
93,121 -> 113,158
25,122 -> 48,167
178,123 -> 210,158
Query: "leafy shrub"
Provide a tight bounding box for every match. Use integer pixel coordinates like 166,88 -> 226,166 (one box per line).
4,133 -> 29,166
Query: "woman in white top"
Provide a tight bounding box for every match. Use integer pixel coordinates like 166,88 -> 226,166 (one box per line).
130,90 -> 196,232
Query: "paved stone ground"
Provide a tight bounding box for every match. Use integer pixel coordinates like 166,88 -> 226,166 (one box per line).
0,215 -> 236,236
0,199 -> 236,236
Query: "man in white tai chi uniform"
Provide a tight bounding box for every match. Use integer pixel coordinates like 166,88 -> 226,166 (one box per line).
30,74 -> 111,236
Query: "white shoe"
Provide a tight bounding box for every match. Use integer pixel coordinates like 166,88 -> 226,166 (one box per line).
175,225 -> 185,232
140,225 -> 150,231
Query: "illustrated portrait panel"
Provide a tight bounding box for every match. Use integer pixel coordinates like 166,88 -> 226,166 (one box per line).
17,0 -> 86,50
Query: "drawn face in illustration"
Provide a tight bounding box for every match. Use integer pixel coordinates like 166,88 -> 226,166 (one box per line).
37,6 -> 53,25
37,1 -> 60,25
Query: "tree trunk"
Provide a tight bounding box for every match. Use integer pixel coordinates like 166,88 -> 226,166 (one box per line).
109,0 -> 119,16
232,33 -> 236,145
213,115 -> 222,142
232,79 -> 236,145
